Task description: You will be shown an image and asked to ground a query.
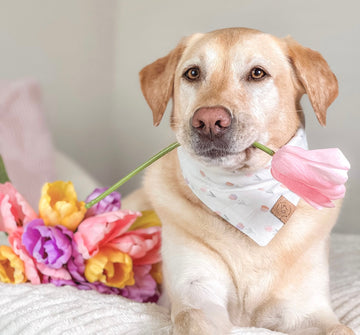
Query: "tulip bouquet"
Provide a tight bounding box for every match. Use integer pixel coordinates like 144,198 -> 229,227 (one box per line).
0,135 -> 350,302
0,158 -> 162,302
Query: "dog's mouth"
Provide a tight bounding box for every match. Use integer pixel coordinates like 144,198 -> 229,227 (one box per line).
194,144 -> 235,159
195,145 -> 255,159
190,140 -> 258,169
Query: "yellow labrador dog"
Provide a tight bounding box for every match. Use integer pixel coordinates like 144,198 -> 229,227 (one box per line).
125,28 -> 354,335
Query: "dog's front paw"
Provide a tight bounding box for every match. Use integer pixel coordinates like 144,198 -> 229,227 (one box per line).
326,325 -> 355,335
173,309 -> 218,335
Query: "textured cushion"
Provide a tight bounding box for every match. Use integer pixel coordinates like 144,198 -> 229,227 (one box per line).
0,233 -> 358,335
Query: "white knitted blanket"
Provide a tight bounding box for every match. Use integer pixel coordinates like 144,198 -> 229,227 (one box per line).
0,233 -> 359,335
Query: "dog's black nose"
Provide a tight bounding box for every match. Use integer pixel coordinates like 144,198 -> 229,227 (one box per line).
191,106 -> 231,138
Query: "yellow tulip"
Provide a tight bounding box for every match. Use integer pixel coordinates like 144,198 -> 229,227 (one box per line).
85,247 -> 134,289
150,262 -> 163,285
0,245 -> 27,284
129,210 -> 161,231
39,181 -> 86,231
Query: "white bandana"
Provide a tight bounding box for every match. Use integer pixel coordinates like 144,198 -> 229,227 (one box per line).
178,128 -> 308,246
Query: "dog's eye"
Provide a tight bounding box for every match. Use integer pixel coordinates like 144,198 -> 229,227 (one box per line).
184,67 -> 201,81
249,67 -> 267,81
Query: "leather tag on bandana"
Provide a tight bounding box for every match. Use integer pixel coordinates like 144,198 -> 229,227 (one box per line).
271,196 -> 296,224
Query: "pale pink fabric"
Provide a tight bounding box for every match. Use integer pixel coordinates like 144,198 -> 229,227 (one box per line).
0,79 -> 56,209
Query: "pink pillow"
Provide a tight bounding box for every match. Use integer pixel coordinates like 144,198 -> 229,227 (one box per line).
0,79 -> 56,209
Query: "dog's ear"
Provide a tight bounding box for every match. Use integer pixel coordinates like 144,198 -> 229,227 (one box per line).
284,37 -> 338,126
139,40 -> 187,126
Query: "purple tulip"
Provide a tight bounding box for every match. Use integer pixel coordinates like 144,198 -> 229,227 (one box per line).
22,219 -> 73,269
85,187 -> 121,217
67,242 -> 86,282
120,265 -> 159,303
48,278 -> 121,295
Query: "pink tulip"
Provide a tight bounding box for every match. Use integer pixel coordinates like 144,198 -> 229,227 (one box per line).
108,227 -> 162,265
74,210 -> 162,266
73,210 -> 140,259
0,182 -> 37,234
8,228 -> 41,284
270,146 -> 350,209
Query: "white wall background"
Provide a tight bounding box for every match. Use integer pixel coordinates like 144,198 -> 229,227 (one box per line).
0,0 -> 359,233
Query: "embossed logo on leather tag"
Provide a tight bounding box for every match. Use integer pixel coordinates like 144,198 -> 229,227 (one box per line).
270,196 -> 296,224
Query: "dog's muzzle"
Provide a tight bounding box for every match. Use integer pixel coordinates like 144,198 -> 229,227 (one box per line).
190,106 -> 233,158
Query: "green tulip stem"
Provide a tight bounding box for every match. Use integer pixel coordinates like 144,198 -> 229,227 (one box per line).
85,140 -> 275,209
85,142 -> 181,209
252,141 -> 275,156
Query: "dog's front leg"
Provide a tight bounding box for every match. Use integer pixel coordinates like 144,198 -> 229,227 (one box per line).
161,226 -> 235,335
172,308 -> 222,335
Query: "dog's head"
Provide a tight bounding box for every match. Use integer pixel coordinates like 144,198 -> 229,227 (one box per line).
140,28 -> 338,171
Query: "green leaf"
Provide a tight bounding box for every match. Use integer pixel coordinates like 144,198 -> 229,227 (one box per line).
0,155 -> 10,184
